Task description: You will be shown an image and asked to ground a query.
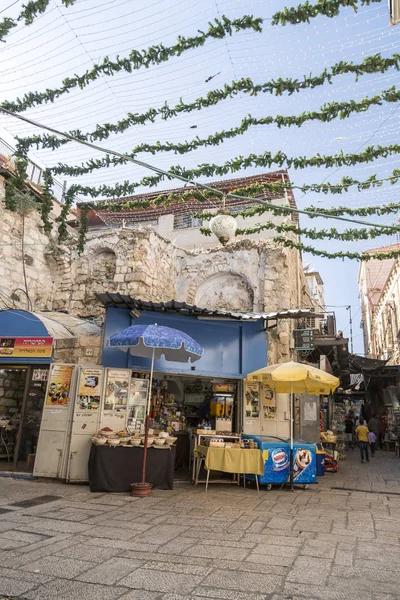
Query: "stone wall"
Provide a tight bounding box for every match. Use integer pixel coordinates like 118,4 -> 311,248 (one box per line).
67,228 -> 178,317
0,193 -> 313,364
0,179 -> 54,311
53,336 -> 102,366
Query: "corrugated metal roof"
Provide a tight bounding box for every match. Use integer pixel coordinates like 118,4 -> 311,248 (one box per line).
96,294 -> 323,322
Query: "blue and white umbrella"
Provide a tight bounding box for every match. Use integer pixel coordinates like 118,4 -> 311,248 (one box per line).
109,323 -> 203,363
108,323 -> 204,490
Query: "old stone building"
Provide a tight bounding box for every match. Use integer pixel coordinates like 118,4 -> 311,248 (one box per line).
359,244 -> 400,363
0,169 -> 316,365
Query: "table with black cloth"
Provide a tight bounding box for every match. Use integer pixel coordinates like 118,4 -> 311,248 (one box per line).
174,431 -> 190,469
88,444 -> 176,492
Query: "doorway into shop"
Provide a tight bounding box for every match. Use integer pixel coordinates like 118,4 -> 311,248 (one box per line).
128,372 -> 242,482
0,366 -> 49,473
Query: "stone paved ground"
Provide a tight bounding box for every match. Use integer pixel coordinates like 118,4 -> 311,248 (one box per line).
1,448 -> 400,600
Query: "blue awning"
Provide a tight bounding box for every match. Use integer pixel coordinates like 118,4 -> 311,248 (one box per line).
0,309 -> 53,364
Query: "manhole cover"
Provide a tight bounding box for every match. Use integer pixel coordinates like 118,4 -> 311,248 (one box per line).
9,495 -> 62,508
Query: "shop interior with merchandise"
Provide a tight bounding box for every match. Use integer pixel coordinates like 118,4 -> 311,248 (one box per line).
127,372 -> 241,475
0,366 -> 48,473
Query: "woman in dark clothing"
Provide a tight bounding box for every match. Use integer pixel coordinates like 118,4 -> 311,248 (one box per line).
344,416 -> 354,449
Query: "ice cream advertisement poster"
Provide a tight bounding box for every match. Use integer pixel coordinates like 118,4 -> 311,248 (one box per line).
293,448 -> 314,481
104,369 -> 130,411
46,365 -> 73,406
77,368 -> 103,411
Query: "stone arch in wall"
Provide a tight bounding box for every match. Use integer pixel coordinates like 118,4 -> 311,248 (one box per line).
193,271 -> 254,312
90,247 -> 117,280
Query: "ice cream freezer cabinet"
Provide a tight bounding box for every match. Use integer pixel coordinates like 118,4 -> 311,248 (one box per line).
243,435 -> 317,489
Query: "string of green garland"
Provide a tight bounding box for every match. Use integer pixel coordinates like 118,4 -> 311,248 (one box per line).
77,205 -> 89,255
271,0 -> 382,26
272,236 -> 400,261
196,190 -> 400,223
40,169 -> 54,234
200,220 -> 400,241
4,155 -> 30,211
2,15 -> 262,113
5,46 -> 397,120
0,0 -> 76,42
56,187 -> 75,242
17,82 -> 400,156
59,141 -> 400,199
46,84 -> 400,177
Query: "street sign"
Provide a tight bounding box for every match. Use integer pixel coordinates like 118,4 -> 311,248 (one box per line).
294,329 -> 315,351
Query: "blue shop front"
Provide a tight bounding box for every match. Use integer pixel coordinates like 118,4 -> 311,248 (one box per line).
0,310 -> 53,474
99,296 -> 268,442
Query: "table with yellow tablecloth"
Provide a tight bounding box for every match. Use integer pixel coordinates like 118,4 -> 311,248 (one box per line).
194,445 -> 264,491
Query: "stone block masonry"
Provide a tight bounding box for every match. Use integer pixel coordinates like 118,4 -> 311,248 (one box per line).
0,197 -> 314,363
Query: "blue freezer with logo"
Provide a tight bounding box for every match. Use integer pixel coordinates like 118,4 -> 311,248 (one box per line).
243,435 -> 317,484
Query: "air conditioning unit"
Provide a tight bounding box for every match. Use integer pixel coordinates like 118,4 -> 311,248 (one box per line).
390,0 -> 400,25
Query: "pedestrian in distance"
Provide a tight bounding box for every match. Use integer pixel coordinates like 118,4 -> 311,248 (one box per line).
368,414 -> 380,452
355,417 -> 370,463
368,430 -> 376,457
344,415 -> 354,449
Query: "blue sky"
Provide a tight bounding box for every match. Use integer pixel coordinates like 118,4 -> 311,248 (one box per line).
0,0 -> 399,354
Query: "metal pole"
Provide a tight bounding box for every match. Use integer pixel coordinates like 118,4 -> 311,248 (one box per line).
141,346 -> 155,485
347,305 -> 354,354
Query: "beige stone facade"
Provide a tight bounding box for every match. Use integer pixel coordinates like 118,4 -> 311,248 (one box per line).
358,244 -> 400,361
0,175 -> 314,365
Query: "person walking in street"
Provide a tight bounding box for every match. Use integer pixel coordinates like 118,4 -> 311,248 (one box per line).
368,430 -> 376,457
368,414 -> 380,451
356,417 -> 370,463
344,415 -> 354,449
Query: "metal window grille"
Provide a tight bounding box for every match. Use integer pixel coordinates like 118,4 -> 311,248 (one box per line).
173,214 -> 203,229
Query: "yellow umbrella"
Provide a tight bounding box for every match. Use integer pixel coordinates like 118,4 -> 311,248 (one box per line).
246,361 -> 340,489
246,361 -> 340,395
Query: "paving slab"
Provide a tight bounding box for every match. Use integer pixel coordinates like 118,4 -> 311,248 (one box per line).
20,554 -> 96,578
119,567 -> 204,593
22,578 -> 129,600
201,570 -> 282,594
77,556 -> 143,584
0,450 -> 400,598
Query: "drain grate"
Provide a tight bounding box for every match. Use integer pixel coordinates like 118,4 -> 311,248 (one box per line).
9,495 -> 62,508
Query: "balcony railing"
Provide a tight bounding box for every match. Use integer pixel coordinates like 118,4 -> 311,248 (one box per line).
0,137 -> 65,202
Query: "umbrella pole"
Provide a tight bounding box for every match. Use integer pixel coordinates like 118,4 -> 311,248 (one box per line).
141,347 -> 155,486
290,382 -> 294,491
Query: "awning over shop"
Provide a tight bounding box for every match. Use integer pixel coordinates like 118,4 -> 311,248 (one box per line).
0,309 -> 53,364
96,294 -> 323,322
0,309 -> 101,364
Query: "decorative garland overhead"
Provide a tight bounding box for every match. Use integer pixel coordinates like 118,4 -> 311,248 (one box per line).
0,0 -> 76,42
77,205 -> 88,255
58,141 -> 400,200
273,236 -> 400,261
5,47 -> 398,118
200,220 -> 400,241
17,82 -> 400,156
195,196 -> 400,222
271,0 -> 382,26
3,150 -> 53,233
305,201 -> 400,218
4,156 -> 30,212
2,15 -> 262,113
